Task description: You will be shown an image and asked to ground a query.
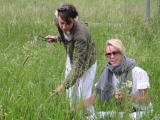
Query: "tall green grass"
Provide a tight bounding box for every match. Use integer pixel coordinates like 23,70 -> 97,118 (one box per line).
0,0 -> 159,119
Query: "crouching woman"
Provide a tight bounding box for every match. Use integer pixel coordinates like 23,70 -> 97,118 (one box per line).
71,39 -> 153,119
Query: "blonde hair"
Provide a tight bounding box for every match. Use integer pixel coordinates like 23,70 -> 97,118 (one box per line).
105,39 -> 125,56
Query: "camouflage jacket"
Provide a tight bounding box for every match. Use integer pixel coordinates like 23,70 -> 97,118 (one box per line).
55,19 -> 96,89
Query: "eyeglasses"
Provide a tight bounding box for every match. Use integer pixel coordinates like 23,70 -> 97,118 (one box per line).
105,51 -> 120,57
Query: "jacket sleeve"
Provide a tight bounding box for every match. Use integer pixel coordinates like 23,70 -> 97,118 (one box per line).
63,36 -> 89,89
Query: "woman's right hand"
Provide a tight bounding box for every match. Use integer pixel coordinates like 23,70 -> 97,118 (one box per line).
115,91 -> 124,100
53,84 -> 65,94
45,35 -> 58,43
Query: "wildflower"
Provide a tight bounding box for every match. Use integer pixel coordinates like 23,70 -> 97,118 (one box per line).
4,112 -> 8,116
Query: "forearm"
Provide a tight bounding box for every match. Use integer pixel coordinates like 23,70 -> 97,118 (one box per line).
115,90 -> 150,105
63,70 -> 77,89
129,89 -> 150,105
64,63 -> 84,89
72,92 -> 97,111
128,94 -> 150,105
84,92 -> 97,107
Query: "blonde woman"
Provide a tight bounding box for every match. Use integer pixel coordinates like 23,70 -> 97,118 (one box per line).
72,39 -> 152,119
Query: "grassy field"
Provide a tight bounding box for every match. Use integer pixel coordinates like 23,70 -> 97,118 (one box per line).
0,0 -> 160,119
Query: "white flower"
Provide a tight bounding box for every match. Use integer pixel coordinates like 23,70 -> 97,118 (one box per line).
125,80 -> 132,88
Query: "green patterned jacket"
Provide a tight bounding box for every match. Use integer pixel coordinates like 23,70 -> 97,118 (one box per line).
55,19 -> 96,89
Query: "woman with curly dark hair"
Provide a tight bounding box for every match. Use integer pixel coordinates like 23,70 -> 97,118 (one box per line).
46,4 -> 97,113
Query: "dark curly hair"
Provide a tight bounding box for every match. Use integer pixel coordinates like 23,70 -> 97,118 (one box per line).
57,4 -> 78,24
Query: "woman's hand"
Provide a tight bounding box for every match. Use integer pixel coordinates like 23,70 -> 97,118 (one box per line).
115,91 -> 124,100
45,35 -> 58,43
53,84 -> 65,94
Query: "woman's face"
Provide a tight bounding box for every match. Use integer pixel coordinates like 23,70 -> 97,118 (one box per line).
58,16 -> 74,33
105,45 -> 123,66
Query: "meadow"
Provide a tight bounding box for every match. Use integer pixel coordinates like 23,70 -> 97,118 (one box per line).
0,0 -> 160,119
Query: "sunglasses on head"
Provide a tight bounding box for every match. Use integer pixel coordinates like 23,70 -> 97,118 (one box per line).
58,6 -> 69,12
105,50 -> 120,57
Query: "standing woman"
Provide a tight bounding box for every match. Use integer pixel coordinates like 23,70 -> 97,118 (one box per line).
46,4 -> 97,112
